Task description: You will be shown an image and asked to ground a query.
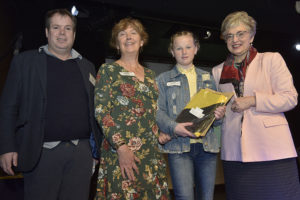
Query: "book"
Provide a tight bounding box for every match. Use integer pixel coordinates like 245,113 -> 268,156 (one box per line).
176,88 -> 233,137
0,168 -> 23,179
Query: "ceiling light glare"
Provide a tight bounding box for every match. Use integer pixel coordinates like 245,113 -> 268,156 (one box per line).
203,31 -> 211,39
71,5 -> 78,16
295,44 -> 300,51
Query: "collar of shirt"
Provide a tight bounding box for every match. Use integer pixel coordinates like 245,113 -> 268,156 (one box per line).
176,64 -> 197,97
176,64 -> 196,75
38,45 -> 82,60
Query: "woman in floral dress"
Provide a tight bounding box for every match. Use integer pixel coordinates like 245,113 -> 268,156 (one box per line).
94,17 -> 170,200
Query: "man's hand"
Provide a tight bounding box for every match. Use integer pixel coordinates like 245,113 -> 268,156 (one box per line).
0,152 -> 18,175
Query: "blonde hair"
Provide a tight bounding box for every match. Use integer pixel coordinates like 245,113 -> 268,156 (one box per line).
168,31 -> 200,53
221,11 -> 257,40
110,17 -> 149,49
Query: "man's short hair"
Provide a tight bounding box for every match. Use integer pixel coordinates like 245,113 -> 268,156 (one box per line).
45,8 -> 77,31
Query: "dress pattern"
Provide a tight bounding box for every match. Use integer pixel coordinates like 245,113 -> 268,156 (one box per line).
94,62 -> 169,200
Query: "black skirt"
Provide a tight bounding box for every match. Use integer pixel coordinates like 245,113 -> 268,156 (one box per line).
223,158 -> 300,200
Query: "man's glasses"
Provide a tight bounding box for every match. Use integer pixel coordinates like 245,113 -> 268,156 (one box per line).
225,31 -> 249,42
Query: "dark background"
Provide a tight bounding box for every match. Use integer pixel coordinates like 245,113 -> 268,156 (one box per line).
0,0 -> 300,198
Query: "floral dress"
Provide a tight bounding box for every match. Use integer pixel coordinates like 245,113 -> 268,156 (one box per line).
94,62 -> 169,200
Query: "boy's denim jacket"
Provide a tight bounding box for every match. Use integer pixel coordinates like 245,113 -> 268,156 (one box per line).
156,66 -> 221,153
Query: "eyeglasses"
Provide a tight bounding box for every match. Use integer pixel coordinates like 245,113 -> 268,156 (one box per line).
225,31 -> 249,42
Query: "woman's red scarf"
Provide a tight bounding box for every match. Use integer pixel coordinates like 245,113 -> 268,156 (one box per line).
220,46 -> 257,85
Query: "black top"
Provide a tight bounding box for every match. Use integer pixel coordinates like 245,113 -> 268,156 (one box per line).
44,55 -> 90,141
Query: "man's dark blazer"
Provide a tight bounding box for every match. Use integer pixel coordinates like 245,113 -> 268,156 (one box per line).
0,49 -> 102,172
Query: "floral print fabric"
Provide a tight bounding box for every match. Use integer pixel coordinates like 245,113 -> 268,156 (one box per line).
94,62 -> 169,200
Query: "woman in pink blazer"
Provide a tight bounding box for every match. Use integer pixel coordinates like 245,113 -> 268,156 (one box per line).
212,11 -> 300,200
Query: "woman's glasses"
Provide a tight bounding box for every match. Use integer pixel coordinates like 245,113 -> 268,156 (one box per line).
225,31 -> 249,42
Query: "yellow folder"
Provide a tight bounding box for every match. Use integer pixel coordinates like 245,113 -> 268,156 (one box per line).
176,88 -> 233,137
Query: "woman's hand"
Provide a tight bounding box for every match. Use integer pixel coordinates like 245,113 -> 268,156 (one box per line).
117,145 -> 140,181
158,132 -> 171,144
231,96 -> 256,113
214,105 -> 226,119
174,122 -> 196,138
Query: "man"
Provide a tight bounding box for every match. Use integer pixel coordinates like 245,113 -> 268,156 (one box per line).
0,9 -> 102,200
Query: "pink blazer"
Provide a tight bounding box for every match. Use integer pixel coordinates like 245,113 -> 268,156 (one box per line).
212,52 -> 298,162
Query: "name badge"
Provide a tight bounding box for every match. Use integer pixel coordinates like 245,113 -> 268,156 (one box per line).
119,72 -> 135,76
89,73 -> 96,86
167,81 -> 181,86
202,74 -> 210,81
